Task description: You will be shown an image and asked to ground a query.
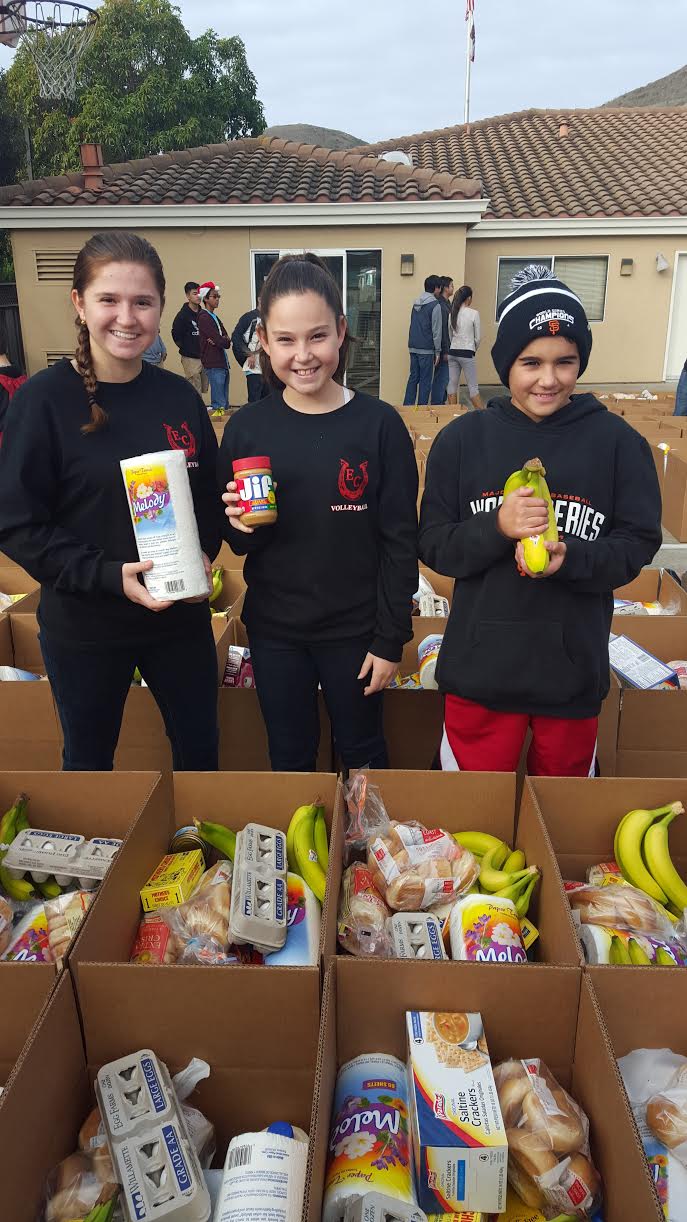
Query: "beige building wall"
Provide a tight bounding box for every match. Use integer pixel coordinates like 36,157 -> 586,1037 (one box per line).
11,221 -> 467,404
464,233 -> 687,388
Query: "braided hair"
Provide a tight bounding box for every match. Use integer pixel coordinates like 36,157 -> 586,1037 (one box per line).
72,231 -> 165,434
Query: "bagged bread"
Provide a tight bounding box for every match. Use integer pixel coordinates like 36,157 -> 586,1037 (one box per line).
494,1058 -> 602,1218
337,863 -> 391,957
367,821 -> 478,911
130,861 -> 233,965
647,1064 -> 687,1166
566,879 -> 678,941
45,890 -> 94,968
0,895 -> 12,956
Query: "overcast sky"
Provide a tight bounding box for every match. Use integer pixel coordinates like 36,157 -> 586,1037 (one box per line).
2,0 -> 686,141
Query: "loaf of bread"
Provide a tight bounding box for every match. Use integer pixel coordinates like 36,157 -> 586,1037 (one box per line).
367,821 -> 478,911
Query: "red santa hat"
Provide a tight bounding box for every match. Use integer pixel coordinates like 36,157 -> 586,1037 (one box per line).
198,281 -> 220,300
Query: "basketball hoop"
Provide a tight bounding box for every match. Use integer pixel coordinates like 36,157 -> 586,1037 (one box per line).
0,2 -> 98,100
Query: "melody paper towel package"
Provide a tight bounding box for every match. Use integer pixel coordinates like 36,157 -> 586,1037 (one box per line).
121,449 -> 208,601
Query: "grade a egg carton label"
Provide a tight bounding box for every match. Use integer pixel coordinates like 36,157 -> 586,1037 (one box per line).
96,1050 -> 210,1222
229,864 -> 287,952
390,913 -> 447,961
236,822 -> 286,875
3,829 -> 122,887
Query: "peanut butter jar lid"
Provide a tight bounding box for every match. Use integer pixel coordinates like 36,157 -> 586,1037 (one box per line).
233,455 -> 271,473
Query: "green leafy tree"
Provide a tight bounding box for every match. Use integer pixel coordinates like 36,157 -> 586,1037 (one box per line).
5,0 -> 266,179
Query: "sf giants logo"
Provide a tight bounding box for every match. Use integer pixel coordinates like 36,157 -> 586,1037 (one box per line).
163,421 -> 197,460
338,458 -> 368,501
548,319 -> 560,335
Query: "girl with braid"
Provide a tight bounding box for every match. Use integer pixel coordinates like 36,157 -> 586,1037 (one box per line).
0,231 -> 223,771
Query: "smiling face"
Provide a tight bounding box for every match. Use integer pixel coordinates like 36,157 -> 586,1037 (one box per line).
258,289 -> 347,406
508,335 -> 580,421
72,261 -> 162,378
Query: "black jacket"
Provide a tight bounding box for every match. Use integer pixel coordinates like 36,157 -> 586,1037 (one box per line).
438,297 -> 451,355
171,303 -> 201,359
231,308 -> 260,368
419,394 -> 662,717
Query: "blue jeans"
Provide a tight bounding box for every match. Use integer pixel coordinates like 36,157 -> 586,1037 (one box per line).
403,353 -> 434,406
207,365 -> 229,410
39,624 -> 219,771
249,634 -> 388,771
431,355 -> 450,405
674,367 -> 687,416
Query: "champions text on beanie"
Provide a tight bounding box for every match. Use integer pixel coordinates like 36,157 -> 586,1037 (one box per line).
491,264 -> 592,386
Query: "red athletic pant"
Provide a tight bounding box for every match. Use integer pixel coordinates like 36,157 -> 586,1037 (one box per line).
442,693 -> 598,777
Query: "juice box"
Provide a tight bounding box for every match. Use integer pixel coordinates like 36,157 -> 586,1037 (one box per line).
140,850 -> 204,911
406,1011 -> 507,1215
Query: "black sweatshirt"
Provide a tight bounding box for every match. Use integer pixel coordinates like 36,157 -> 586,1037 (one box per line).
217,390 -> 419,661
419,394 -> 663,718
0,359 -> 222,646
170,303 -> 201,359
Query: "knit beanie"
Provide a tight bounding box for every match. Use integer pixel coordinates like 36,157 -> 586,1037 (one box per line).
491,265 -> 592,386
198,281 -> 220,301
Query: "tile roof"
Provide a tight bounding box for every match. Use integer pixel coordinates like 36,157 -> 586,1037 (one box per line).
355,107 -> 687,219
0,136 -> 482,208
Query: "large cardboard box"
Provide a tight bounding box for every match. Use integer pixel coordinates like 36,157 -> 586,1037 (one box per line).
1,960 -> 320,1222
71,771 -> 339,1020
212,566 -> 246,616
0,771 -> 164,995
613,569 -> 687,629
322,769 -> 582,967
0,563 -> 39,614
305,958 -> 661,1222
663,451 -> 687,542
522,775 -> 687,963
609,618 -> 687,774
0,967 -> 54,1101
218,620 -> 334,770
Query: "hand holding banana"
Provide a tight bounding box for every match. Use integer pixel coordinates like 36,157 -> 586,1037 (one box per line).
499,457 -> 564,577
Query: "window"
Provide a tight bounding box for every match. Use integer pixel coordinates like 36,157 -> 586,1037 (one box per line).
496,255 -> 608,321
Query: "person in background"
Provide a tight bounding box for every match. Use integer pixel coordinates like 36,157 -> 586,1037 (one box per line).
198,282 -> 231,417
403,274 -> 442,406
231,299 -> 266,403
673,356 -> 687,416
0,318 -> 26,446
447,284 -> 483,409
171,281 -> 208,396
430,275 -> 454,405
142,330 -> 166,366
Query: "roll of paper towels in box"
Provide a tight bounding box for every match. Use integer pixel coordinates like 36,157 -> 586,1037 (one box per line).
579,924 -> 613,964
213,1123 -> 308,1221
121,449 -> 208,601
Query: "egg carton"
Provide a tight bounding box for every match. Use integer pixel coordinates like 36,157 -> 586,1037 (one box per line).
389,913 -> 446,961
344,1194 -> 428,1222
3,829 -> 122,888
96,1050 -> 210,1222
235,822 -> 287,875
229,863 -> 287,953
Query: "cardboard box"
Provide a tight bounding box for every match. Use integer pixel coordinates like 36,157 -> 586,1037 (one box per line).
305,958 -> 661,1222
663,451 -> 687,542
218,619 -> 334,770
212,566 -> 246,616
0,564 -> 39,614
0,771 -> 164,995
614,569 -> 687,622
0,615 -> 62,768
0,967 -> 54,1101
322,769 -> 582,967
71,771 -> 339,1020
609,618 -> 687,773
522,775 -> 687,963
1,960 -> 320,1222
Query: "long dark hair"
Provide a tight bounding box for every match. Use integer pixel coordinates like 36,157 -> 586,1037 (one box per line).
450,284 -> 473,331
258,253 -> 350,389
73,231 -> 165,433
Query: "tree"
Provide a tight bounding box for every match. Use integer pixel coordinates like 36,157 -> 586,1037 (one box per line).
4,0 -> 266,179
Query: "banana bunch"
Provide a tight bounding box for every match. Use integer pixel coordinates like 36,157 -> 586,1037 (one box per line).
453,831 -> 540,917
286,803 -> 329,904
503,456 -> 558,573
614,800 -> 687,916
193,818 -> 236,861
0,792 -> 40,902
208,567 -> 223,605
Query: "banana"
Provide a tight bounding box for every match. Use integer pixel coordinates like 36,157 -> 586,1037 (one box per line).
286,803 -> 319,874
478,844 -> 532,893
313,805 -> 329,871
613,802 -> 684,904
292,809 -> 327,903
0,792 -> 28,856
0,864 -> 36,902
452,831 -> 508,858
642,809 -> 687,913
655,946 -> 678,966
609,934 -> 632,965
209,567 -> 223,605
515,458 -> 558,574
628,937 -> 652,965
502,465 -> 530,497
503,849 -> 526,873
522,533 -> 549,574
494,867 -> 538,903
193,818 -> 236,861
37,877 -> 62,900
515,873 -> 539,918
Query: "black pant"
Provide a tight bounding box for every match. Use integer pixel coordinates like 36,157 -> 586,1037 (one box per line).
39,624 -> 219,771
248,635 -> 389,771
246,374 -> 266,402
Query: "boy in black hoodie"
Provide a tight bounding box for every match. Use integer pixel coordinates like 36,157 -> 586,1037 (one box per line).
419,266 -> 662,776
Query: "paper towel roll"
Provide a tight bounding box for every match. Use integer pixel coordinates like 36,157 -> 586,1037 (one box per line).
121,449 -> 208,601
323,1054 -> 416,1222
579,924 -> 613,964
214,1124 -> 308,1221
264,874 -> 321,966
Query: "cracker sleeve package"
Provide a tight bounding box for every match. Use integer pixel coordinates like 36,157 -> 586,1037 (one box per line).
367,821 -> 478,911
342,771 -> 391,866
337,862 -> 392,957
494,1058 -> 602,1219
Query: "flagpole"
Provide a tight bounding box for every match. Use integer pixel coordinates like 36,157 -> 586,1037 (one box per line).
464,11 -> 472,127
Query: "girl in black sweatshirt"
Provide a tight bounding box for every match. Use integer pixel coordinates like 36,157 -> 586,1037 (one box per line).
218,254 -> 418,771
0,232 -> 223,771
419,266 -> 662,776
